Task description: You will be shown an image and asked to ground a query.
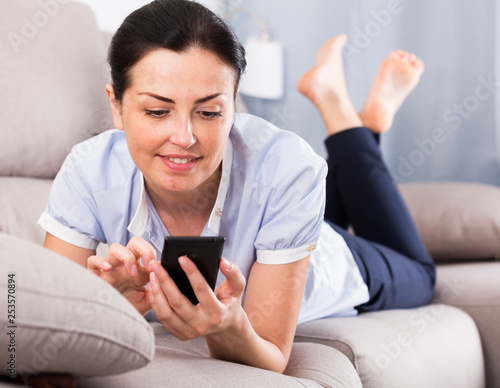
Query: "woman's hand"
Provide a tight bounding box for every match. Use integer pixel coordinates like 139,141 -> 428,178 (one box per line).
87,236 -> 157,315
148,253 -> 309,373
147,256 -> 246,340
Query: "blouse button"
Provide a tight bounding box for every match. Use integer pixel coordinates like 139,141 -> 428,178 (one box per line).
215,208 -> 222,217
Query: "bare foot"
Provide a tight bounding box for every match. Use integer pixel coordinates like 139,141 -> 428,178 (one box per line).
360,50 -> 425,133
297,34 -> 362,136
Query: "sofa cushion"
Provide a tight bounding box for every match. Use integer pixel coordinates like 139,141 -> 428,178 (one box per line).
79,323 -> 362,388
294,305 -> 484,388
0,233 -> 154,378
0,177 -> 52,245
0,0 -> 113,179
399,182 -> 500,261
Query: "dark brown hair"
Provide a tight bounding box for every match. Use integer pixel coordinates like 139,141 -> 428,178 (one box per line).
108,0 -> 246,102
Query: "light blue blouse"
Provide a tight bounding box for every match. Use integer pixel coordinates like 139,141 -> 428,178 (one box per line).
39,113 -> 368,324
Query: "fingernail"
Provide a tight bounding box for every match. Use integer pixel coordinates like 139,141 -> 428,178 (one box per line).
130,264 -> 138,277
102,261 -> 112,270
150,272 -> 157,285
222,259 -> 232,271
178,256 -> 188,267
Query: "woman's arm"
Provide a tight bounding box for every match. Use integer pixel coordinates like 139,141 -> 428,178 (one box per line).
206,257 -> 310,373
43,232 -> 96,266
148,255 -> 310,373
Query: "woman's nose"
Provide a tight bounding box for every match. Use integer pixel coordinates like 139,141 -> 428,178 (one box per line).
169,117 -> 196,148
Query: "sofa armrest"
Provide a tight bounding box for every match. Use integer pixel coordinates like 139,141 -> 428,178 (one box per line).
433,262 -> 500,388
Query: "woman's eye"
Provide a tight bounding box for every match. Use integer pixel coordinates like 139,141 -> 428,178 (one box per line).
145,109 -> 169,118
200,111 -> 222,119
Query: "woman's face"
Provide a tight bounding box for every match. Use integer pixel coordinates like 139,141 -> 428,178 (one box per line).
107,48 -> 236,197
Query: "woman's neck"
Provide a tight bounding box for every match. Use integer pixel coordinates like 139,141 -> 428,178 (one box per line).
145,166 -> 222,236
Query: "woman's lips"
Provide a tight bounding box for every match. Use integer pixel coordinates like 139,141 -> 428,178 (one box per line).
159,155 -> 200,172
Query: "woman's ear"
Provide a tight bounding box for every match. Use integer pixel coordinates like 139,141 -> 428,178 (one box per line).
106,84 -> 124,130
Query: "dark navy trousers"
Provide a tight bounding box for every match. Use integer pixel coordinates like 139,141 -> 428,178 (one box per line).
324,127 -> 436,312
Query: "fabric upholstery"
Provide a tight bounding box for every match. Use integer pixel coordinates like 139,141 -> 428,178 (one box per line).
399,182 -> 500,261
294,305 -> 485,388
79,323 -> 362,388
0,233 -> 154,377
433,262 -> 500,388
0,0 -> 113,178
0,177 -> 52,245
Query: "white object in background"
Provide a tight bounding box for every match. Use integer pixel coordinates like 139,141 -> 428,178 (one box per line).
193,0 -> 226,16
78,0 -> 226,32
76,0 -> 151,32
239,37 -> 284,99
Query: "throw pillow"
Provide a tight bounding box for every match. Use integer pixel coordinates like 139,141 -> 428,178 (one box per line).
399,182 -> 500,261
0,233 -> 154,379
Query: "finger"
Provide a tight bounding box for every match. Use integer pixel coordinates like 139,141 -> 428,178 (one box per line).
106,243 -> 138,276
178,256 -> 219,308
126,236 -> 157,271
87,255 -> 112,275
150,260 -> 198,315
147,272 -> 197,340
148,272 -> 178,314
218,259 -> 246,297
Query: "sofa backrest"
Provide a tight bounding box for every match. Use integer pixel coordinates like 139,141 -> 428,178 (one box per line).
0,0 -> 114,179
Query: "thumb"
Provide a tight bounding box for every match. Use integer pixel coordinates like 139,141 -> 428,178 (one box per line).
219,259 -> 246,297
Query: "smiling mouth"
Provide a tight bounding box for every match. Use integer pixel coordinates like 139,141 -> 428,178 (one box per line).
160,155 -> 201,171
165,157 -> 196,164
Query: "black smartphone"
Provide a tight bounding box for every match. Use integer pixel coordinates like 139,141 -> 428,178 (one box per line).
160,236 -> 225,305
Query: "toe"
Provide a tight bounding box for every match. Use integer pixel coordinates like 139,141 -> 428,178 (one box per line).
401,53 -> 412,63
317,34 -> 348,62
415,58 -> 425,73
395,50 -> 406,59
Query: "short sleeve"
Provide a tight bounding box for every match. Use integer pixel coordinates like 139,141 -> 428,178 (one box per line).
38,150 -> 104,250
255,155 -> 327,265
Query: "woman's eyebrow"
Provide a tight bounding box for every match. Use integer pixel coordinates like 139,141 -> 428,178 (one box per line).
195,93 -> 224,104
137,92 -> 224,104
138,92 -> 174,103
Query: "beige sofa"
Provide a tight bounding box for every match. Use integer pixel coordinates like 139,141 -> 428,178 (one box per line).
1,1 -> 499,387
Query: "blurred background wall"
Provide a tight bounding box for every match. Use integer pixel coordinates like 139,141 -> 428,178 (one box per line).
79,0 -> 500,186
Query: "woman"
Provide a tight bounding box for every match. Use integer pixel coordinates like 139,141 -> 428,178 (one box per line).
40,0 -> 435,373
